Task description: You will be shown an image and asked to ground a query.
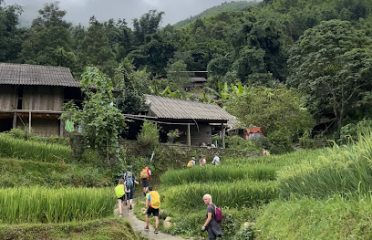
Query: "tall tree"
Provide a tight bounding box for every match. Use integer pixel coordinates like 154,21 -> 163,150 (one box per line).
0,0 -> 24,62
20,3 -> 75,67
133,10 -> 164,45
288,20 -> 372,132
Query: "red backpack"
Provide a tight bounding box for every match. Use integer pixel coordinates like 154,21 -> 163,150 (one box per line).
214,205 -> 223,223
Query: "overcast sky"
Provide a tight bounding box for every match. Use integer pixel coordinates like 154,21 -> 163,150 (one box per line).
4,0 -> 245,27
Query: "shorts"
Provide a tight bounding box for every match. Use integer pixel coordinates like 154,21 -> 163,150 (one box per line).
146,207 -> 159,217
126,189 -> 134,200
141,178 -> 149,188
117,195 -> 125,201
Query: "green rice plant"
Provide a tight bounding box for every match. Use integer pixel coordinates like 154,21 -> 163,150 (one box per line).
0,158 -> 112,187
278,133 -> 372,198
256,196 -> 372,240
0,187 -> 114,224
162,180 -> 278,210
160,165 -> 277,186
224,148 -> 327,168
0,134 -> 73,163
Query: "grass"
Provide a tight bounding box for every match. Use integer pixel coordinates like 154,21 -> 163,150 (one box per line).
0,217 -> 143,240
160,165 -> 277,186
278,134 -> 372,198
0,133 -> 73,163
162,180 -> 278,210
0,187 -> 114,224
256,196 -> 372,240
0,158 -> 112,187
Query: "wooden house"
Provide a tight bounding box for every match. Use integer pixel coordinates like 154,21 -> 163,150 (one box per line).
133,95 -> 236,147
0,63 -> 81,136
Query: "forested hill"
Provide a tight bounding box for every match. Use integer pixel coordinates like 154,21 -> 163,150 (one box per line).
173,1 -> 257,28
1,0 -> 372,137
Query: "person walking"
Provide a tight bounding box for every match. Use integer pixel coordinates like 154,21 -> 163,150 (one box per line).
114,178 -> 125,216
144,186 -> 160,234
124,167 -> 138,210
201,194 -> 222,240
187,157 -> 196,168
140,166 -> 151,196
211,155 -> 220,166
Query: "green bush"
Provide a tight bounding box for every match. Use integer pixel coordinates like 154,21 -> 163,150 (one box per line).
8,128 -> 69,145
225,135 -> 259,152
0,187 -> 114,224
137,120 -> 159,153
160,165 -> 276,186
256,197 -> 372,240
162,180 -> 278,210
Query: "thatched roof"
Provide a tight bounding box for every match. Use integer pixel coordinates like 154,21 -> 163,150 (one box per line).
145,94 -> 236,123
0,63 -> 79,87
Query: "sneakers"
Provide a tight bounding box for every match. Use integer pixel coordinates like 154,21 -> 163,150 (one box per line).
144,226 -> 149,231
154,229 -> 159,234
129,205 -> 132,210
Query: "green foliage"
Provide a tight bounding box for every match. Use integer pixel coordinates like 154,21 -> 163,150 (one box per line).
278,132 -> 372,199
160,165 -> 276,186
226,86 -> 314,152
288,19 -> 372,131
8,128 -> 69,145
0,187 -> 114,223
225,135 -> 260,152
62,67 -> 125,165
339,119 -> 372,144
137,120 -> 159,152
0,218 -> 141,240
19,3 -> 75,68
256,197 -> 372,240
115,59 -> 149,115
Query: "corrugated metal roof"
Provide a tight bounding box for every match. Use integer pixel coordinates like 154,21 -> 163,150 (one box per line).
0,63 -> 80,87
145,94 -> 235,122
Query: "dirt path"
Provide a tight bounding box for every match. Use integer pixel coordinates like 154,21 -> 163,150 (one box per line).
119,205 -> 185,240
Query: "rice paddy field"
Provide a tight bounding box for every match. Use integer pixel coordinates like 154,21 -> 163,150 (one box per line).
0,134 -> 140,240
158,133 -> 372,239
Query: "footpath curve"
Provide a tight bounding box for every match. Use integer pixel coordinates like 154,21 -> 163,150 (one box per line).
121,205 -> 185,240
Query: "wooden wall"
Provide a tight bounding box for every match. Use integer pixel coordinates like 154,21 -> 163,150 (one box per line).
23,86 -> 63,111
0,86 -> 17,110
177,123 -> 212,146
16,118 -> 59,136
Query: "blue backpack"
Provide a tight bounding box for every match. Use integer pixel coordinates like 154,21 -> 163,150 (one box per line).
125,171 -> 134,189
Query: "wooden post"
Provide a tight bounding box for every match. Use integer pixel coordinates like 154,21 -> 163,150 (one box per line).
221,124 -> 226,149
187,123 -> 191,146
12,112 -> 17,128
28,96 -> 32,134
59,118 -> 64,137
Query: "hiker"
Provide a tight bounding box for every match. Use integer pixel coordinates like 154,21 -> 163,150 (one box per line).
261,149 -> 270,156
144,186 -> 160,234
114,178 -> 125,216
140,166 -> 151,196
201,194 -> 222,240
124,166 -> 138,210
199,156 -> 207,167
187,157 -> 196,168
211,155 -> 220,166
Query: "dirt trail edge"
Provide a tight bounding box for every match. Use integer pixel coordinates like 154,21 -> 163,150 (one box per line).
121,206 -> 185,240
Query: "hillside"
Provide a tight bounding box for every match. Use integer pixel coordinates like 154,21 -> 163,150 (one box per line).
173,0 -> 257,28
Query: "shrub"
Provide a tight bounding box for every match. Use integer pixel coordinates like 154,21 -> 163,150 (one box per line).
225,135 -> 259,152
137,120 -> 159,153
